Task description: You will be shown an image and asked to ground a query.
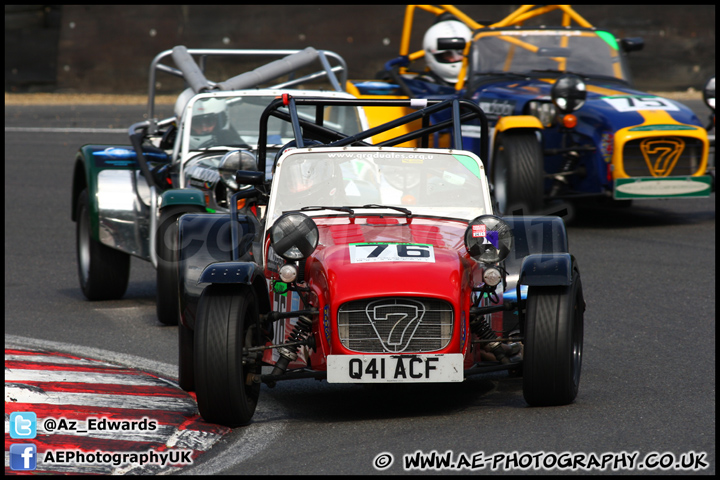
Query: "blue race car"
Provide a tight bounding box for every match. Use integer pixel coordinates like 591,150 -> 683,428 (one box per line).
348,4 -> 715,214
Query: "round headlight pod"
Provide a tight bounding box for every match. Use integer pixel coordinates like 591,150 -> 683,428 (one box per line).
483,267 -> 502,287
270,212 -> 319,261
279,264 -> 298,283
464,215 -> 513,264
219,150 -> 258,190
551,74 -> 587,114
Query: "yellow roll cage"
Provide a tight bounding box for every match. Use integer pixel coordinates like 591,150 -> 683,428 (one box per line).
399,5 -> 596,90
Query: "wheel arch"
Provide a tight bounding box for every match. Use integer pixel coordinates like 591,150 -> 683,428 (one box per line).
71,148 -> 93,223
198,261 -> 270,314
159,188 -> 207,210
519,253 -> 579,287
494,115 -> 543,135
178,212 -> 265,330
502,215 -> 569,288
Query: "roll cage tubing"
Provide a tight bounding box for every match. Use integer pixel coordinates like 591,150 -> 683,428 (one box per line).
398,5 -> 594,91
146,48 -> 348,121
127,48 -> 349,192
255,95 -> 490,179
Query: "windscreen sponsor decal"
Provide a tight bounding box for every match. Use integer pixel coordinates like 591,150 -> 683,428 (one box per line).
602,95 -> 679,112
349,243 -> 435,263
453,154 -> 483,179
327,152 -> 434,161
596,30 -> 619,50
491,30 -> 583,37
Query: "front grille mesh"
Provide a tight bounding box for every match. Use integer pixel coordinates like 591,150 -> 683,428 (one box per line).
622,136 -> 704,177
337,297 -> 453,353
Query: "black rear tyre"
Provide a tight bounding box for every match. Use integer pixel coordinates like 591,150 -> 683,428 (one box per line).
491,131 -> 544,215
76,189 -> 130,300
523,269 -> 584,406
194,284 -> 262,427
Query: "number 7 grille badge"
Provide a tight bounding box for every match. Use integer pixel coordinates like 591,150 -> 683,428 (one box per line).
366,299 -> 426,353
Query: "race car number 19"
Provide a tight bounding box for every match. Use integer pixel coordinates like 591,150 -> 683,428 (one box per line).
326,354 -> 463,383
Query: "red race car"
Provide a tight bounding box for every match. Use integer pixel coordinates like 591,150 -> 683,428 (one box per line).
176,95 -> 585,427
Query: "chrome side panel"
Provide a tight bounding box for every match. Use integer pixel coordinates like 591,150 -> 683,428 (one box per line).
96,169 -> 153,260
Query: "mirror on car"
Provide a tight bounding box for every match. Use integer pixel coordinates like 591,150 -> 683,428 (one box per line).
235,170 -> 265,186
620,37 -> 644,53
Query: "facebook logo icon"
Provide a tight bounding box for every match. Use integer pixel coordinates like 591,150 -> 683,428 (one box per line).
10,444 -> 37,471
10,412 -> 37,439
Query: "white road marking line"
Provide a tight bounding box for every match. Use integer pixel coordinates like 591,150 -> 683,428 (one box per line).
5,335 -> 178,379
5,385 -> 197,412
5,126 -> 126,133
5,354 -> 120,367
5,368 -> 170,386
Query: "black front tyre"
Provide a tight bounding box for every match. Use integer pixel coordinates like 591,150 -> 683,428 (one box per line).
194,284 -> 262,427
76,189 -> 130,300
491,130 -> 544,215
523,269 -> 585,406
155,206 -> 204,325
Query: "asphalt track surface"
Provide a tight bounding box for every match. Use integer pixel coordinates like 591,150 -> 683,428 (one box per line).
4,101 -> 715,475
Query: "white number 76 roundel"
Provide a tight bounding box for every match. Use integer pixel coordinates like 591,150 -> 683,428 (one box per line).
349,243 -> 435,263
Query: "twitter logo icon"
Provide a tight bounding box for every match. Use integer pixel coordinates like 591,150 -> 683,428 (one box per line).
10,412 -> 37,439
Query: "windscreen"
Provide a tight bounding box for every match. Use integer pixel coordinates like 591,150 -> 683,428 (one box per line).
270,150 -> 489,222
470,29 -> 627,81
188,95 -> 363,151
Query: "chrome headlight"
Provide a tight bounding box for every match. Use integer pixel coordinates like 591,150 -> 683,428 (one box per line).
482,266 -> 503,286
279,263 -> 298,283
464,215 -> 513,264
527,101 -> 556,127
703,76 -> 715,111
551,74 -> 587,113
218,150 -> 258,190
270,212 -> 319,261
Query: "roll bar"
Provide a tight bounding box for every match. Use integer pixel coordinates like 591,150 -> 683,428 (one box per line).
256,94 -> 489,178
146,47 -> 349,120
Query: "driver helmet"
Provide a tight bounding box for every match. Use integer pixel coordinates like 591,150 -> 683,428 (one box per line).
423,20 -> 472,83
190,98 -> 226,146
285,158 -> 333,195
280,155 -> 344,209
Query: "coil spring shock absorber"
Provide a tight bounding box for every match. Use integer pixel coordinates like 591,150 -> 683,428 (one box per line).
471,316 -> 508,362
271,315 -> 314,376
